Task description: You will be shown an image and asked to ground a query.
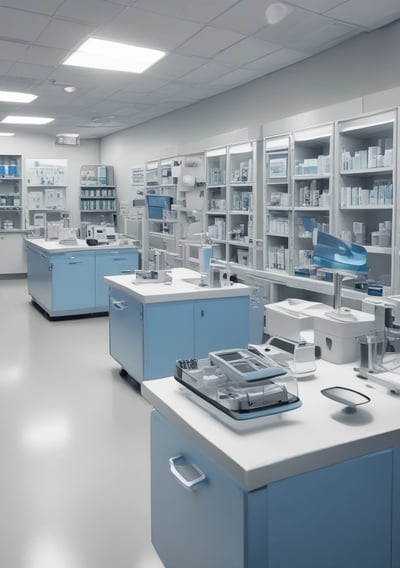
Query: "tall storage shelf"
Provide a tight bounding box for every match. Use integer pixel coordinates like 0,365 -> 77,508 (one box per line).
0,154 -> 22,231
292,124 -> 333,278
336,109 -> 397,294
264,135 -> 291,274
145,155 -> 206,268
206,141 -> 258,269
80,165 -> 116,228
26,159 -> 68,234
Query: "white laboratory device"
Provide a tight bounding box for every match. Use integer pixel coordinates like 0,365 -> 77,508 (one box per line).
265,298 -> 331,341
314,308 -> 375,364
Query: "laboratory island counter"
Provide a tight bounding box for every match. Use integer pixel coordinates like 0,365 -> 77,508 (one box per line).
142,360 -> 400,568
105,268 -> 251,383
26,238 -> 139,318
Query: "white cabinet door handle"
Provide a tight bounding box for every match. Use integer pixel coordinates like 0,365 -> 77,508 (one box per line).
111,298 -> 128,310
169,455 -> 206,489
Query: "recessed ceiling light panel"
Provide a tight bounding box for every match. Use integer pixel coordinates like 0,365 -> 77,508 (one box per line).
63,38 -> 166,74
1,116 -> 54,125
0,90 -> 37,103
0,132 -> 15,136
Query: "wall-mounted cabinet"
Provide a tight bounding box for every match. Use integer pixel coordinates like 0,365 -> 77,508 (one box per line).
205,147 -> 227,263
80,165 -> 116,229
26,158 -> 68,236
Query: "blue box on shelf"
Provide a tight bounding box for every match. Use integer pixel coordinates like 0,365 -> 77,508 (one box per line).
146,195 -> 172,220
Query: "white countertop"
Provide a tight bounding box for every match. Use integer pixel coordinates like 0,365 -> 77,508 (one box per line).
142,360 -> 400,491
105,267 -> 251,304
25,237 -> 138,254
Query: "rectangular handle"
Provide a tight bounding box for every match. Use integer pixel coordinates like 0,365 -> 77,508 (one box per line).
169,455 -> 206,490
120,269 -> 133,274
111,298 -> 128,310
113,257 -> 128,262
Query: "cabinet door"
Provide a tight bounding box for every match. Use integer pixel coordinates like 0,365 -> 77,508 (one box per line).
109,289 -> 144,380
26,245 -> 52,310
393,447 -> 400,568
151,410 -> 246,568
193,296 -> 250,358
143,301 -> 194,380
266,450 -> 393,568
95,250 -> 138,308
51,253 -> 95,312
0,233 -> 27,275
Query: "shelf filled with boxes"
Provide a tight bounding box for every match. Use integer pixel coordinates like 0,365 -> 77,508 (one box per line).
0,155 -> 22,232
205,147 -> 228,263
80,165 -> 116,232
336,109 -> 396,293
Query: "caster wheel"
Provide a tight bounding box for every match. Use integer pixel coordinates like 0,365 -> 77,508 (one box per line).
120,368 -> 128,377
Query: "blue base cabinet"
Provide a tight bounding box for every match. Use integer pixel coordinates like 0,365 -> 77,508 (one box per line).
108,288 -> 250,381
151,411 -> 398,568
27,244 -> 138,317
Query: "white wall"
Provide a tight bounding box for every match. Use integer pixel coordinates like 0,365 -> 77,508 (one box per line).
0,132 -> 100,228
100,18 -> 400,205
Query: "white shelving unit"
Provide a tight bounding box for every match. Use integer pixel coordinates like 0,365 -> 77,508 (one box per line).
25,158 -> 68,236
0,154 -> 22,232
264,135 -> 291,274
80,165 -> 116,229
336,109 -> 397,293
292,123 -> 333,278
205,141 -> 259,269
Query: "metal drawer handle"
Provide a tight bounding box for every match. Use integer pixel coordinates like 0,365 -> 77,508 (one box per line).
68,261 -> 83,264
113,257 -> 127,261
120,269 -> 133,274
169,455 -> 206,490
111,298 -> 128,310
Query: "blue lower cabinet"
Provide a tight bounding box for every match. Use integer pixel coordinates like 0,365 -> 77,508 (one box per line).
95,250 -> 138,309
194,296 -> 249,358
266,450 -> 393,568
108,289 -> 250,381
52,253 -> 96,312
393,447 -> 400,568
27,246 -> 52,310
151,410 -> 397,568
109,291 -> 144,380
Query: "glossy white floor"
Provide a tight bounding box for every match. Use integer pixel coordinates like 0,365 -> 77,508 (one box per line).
0,278 -> 164,568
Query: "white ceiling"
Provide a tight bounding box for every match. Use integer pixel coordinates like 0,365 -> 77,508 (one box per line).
0,0 -> 399,138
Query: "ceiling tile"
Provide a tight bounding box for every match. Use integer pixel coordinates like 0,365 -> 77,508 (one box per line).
211,0 -> 275,35
326,0 -> 400,29
149,82 -> 216,101
22,45 -> 69,66
288,20 -> 360,53
0,7 -> 50,41
96,6 -> 204,51
7,61 -> 55,80
54,0 -> 126,26
285,0 -> 346,13
177,26 -> 244,58
133,0 -> 239,24
35,18 -> 93,49
215,37 -> 280,67
146,53 -> 207,81
245,48 -> 308,71
179,61 -> 234,84
0,40 -> 27,61
0,60 -> 13,74
0,0 -> 64,15
209,67 -> 262,88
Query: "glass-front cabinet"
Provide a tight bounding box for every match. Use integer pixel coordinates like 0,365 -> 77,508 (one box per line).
205,147 -> 227,263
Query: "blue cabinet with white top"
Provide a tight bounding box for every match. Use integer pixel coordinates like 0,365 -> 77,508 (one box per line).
151,410 -> 395,568
108,284 -> 249,382
26,239 -> 138,318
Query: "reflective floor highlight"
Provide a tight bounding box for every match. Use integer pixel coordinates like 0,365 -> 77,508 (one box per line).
0,278 -> 164,568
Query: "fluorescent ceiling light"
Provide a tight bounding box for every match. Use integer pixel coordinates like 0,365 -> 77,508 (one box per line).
0,90 -> 37,103
63,37 -> 166,73
2,116 -> 54,125
0,132 -> 15,136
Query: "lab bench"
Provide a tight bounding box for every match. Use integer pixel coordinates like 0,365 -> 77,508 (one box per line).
105,268 -> 251,382
142,360 -> 400,568
26,238 -> 139,318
